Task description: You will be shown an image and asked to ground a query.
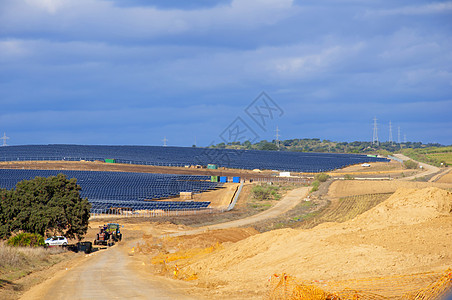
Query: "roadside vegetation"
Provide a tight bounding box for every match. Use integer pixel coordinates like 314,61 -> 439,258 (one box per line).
403,159 -> 419,169
0,241 -> 69,298
248,183 -> 293,212
402,146 -> 452,167
310,173 -> 330,193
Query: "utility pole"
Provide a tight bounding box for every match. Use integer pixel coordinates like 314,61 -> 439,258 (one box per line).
372,117 -> 379,145
275,126 -> 281,149
389,121 -> 393,145
0,132 -> 9,146
162,136 -> 168,147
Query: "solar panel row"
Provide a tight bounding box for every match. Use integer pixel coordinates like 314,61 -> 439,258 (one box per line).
0,169 -> 216,212
0,145 -> 390,172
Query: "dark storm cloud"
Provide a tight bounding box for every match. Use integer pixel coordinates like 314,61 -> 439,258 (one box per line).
0,0 -> 451,145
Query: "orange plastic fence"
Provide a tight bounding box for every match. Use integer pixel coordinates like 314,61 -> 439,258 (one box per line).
265,270 -> 451,300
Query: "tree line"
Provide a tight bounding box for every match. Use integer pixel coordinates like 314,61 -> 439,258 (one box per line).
209,138 -> 445,154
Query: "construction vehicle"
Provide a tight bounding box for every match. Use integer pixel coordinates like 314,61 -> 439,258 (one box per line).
106,223 -> 122,242
93,223 -> 122,246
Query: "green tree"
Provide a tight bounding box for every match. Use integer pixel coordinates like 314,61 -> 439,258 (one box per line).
1,174 -> 91,240
314,173 -> 330,182
0,188 -> 18,238
260,142 -> 279,151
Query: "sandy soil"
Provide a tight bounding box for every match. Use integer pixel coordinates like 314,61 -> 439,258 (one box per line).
20,245 -> 196,300
181,187 -> 452,299
436,168 -> 452,183
328,180 -> 452,198
329,161 -> 407,176
193,182 -> 240,208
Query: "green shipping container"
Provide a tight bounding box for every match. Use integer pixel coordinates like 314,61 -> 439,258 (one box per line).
366,155 -> 377,158
207,164 -> 218,169
211,176 -> 219,182
105,158 -> 116,163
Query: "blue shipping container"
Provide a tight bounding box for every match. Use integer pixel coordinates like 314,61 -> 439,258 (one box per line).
219,176 -> 228,183
232,176 -> 240,183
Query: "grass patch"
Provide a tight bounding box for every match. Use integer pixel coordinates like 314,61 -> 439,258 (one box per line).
247,183 -> 296,212
402,146 -> 452,167
0,242 -> 67,287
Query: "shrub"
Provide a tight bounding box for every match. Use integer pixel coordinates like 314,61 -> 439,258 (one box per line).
252,184 -> 280,201
403,160 -> 418,169
343,174 -> 355,180
310,180 -> 320,193
315,173 -> 330,182
7,232 -> 45,247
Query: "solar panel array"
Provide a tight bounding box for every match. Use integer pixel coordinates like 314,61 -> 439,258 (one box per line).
0,169 -> 216,213
0,145 -> 389,172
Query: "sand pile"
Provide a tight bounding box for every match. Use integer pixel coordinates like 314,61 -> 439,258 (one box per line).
184,187 -> 452,298
349,187 -> 452,229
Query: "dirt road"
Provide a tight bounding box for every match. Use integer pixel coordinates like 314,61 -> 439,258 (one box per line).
393,153 -> 440,181
20,246 -> 195,300
168,187 -> 310,236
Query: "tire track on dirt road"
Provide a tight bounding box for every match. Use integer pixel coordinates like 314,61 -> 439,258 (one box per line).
20,246 -> 196,300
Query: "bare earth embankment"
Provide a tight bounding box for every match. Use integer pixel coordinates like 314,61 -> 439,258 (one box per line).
179,187 -> 452,299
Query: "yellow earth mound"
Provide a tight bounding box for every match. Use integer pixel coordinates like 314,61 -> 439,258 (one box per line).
348,187 -> 452,229
185,187 -> 452,298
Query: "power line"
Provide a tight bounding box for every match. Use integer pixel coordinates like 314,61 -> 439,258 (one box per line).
1,132 -> 9,146
275,125 -> 281,149
389,121 -> 393,145
372,117 -> 379,145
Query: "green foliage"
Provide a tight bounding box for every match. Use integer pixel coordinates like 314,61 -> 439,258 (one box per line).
7,232 -> 44,247
259,142 -> 279,151
402,147 -> 452,167
310,180 -> 320,193
0,174 -> 91,240
251,184 -> 280,201
403,160 -> 419,169
314,173 -> 330,182
209,137 -> 447,155
343,174 -> 355,180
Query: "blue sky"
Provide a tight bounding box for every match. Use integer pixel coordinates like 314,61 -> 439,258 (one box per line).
1,0 -> 451,146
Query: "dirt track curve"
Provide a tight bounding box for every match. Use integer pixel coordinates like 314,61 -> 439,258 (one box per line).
393,153 -> 440,181
169,187 -> 310,237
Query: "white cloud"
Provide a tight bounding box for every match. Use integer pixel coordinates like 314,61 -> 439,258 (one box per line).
0,39 -> 30,62
363,2 -> 452,17
0,0 -> 295,40
25,0 -> 65,14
